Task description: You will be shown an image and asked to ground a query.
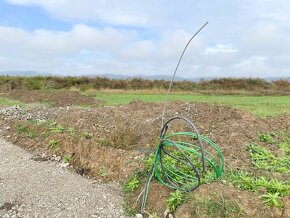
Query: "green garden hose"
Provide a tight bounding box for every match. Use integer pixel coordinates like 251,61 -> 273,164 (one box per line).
139,22 -> 224,215
140,116 -> 224,214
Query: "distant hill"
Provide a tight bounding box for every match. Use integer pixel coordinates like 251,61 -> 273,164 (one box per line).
0,71 -> 51,77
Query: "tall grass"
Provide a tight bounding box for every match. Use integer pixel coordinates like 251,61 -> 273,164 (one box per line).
1,75 -> 289,95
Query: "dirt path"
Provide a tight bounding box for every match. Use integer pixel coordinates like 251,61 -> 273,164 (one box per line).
0,138 -> 125,218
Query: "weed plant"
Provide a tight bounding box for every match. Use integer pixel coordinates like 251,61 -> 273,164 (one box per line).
67,127 -> 76,136
62,154 -> 72,163
81,131 -> 92,139
188,195 -> 243,217
98,167 -> 108,177
125,175 -> 140,192
167,190 -> 185,212
50,125 -> 64,133
27,131 -> 35,139
247,144 -> 289,173
48,139 -> 58,149
261,192 -> 284,208
16,125 -> 26,134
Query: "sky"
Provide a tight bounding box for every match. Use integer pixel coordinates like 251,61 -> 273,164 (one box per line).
0,0 -> 290,78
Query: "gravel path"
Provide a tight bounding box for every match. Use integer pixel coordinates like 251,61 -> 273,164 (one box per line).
0,138 -> 125,218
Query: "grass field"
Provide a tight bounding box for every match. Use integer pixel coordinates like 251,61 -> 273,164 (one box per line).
0,97 -> 24,107
90,91 -> 290,117
1,90 -> 290,117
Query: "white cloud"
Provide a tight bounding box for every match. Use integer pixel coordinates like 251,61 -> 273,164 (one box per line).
205,44 -> 238,55
2,0 -> 290,77
0,24 -> 206,76
239,22 -> 290,56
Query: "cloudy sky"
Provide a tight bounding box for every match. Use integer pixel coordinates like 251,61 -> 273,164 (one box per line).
0,0 -> 289,78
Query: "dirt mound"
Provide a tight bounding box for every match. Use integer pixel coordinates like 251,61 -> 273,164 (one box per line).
2,90 -> 102,107
1,100 -> 289,217
2,100 -> 289,178
56,100 -> 289,171
175,182 -> 273,217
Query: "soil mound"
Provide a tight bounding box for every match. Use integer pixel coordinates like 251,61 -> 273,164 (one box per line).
2,90 -> 101,107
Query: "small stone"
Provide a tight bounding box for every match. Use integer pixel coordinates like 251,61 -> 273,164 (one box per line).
60,163 -> 70,168
164,208 -> 170,217
135,214 -> 143,218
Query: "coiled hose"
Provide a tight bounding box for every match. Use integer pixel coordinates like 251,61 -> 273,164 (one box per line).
140,116 -> 224,214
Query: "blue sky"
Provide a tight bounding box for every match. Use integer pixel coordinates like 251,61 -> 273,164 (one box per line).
0,0 -> 290,78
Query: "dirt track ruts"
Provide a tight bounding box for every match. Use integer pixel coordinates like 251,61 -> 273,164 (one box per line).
0,138 -> 125,218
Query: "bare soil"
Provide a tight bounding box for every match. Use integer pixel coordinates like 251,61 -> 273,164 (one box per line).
1,90 -> 102,107
175,182 -> 273,217
0,91 -> 289,217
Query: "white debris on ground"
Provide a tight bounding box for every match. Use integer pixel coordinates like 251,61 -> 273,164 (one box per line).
0,105 -> 67,122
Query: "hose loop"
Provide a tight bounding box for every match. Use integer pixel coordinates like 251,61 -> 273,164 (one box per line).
140,116 -> 224,214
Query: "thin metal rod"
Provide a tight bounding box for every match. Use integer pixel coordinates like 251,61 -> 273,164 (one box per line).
161,22 -> 208,127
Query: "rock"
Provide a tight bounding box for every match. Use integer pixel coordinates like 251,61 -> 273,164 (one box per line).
60,163 -> 70,168
135,214 -> 143,218
163,208 -> 170,217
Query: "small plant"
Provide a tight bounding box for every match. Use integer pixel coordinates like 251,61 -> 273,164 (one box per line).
16,125 -> 26,134
27,119 -> 39,126
98,167 -> 108,177
40,130 -> 51,139
63,154 -> 72,163
123,203 -> 136,216
189,196 -> 243,217
81,131 -> 92,139
145,153 -> 155,171
47,121 -> 57,127
261,192 -> 283,208
67,127 -> 76,136
27,131 -> 35,139
225,170 -> 289,209
48,139 -> 58,149
125,175 -> 139,192
201,170 -> 216,184
277,142 -> 289,151
259,133 -> 273,143
50,125 -> 64,133
97,138 -> 111,147
247,144 -> 289,173
167,190 -> 185,212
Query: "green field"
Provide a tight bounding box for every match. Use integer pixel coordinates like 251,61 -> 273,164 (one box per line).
91,91 -> 290,117
1,91 -> 289,117
0,97 -> 24,107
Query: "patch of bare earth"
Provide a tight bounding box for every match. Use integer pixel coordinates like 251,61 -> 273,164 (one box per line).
175,182 -> 272,217
1,97 -> 289,217
1,90 -> 102,107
